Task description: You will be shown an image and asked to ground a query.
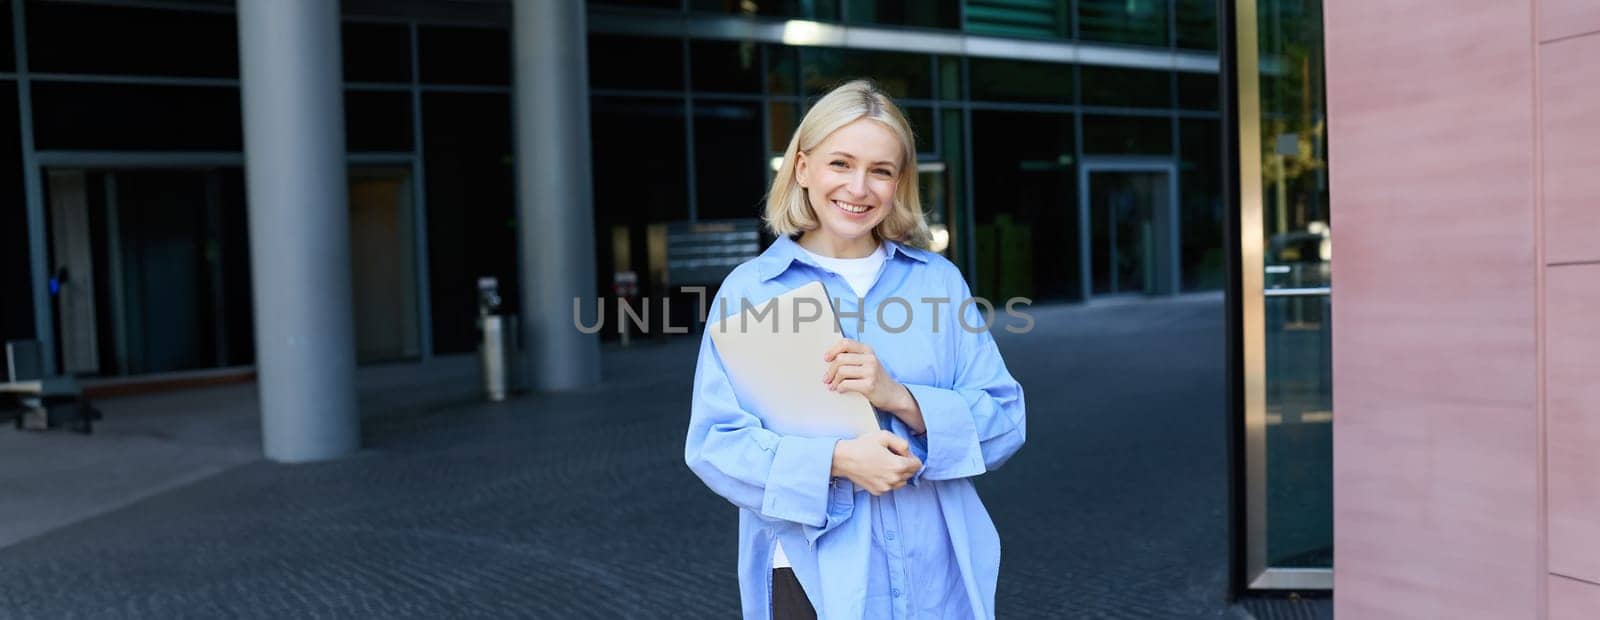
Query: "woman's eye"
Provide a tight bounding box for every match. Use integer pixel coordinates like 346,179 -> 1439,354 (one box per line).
830,161 -> 848,168
873,169 -> 892,177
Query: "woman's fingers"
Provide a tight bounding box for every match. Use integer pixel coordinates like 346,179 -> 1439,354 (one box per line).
823,338 -> 873,361
832,378 -> 873,395
821,353 -> 872,384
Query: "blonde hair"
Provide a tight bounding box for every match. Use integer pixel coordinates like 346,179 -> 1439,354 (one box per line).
763,79 -> 931,248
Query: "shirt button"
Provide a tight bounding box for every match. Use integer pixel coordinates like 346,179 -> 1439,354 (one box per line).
885,531 -> 896,540
892,588 -> 901,598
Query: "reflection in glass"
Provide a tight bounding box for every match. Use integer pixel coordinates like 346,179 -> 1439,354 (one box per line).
1179,119 -> 1224,291
1081,114 -> 1171,155
845,0 -> 958,29
1174,0 -> 1220,51
1254,0 -> 1332,576
691,40 -> 762,93
1080,66 -> 1171,108
963,0 -> 1070,40
417,26 -> 509,85
970,110 -> 1076,301
801,48 -> 932,99
1087,170 -> 1171,295
348,168 -> 422,364
590,97 -> 688,313
969,58 -> 1074,104
1264,293 -> 1332,567
694,100 -> 765,220
422,93 -> 518,355
688,0 -> 840,20
1077,0 -> 1168,47
44,169 -> 254,377
589,34 -> 683,92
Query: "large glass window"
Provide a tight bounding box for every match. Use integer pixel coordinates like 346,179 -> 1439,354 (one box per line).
1077,0 -> 1169,47
1175,0 -> 1220,51
345,90 -> 413,152
343,21 -> 411,83
1179,119 -> 1223,291
1081,114 -> 1171,155
845,0 -> 959,30
1240,0 -> 1333,588
1,1 -> 14,73
970,110 -> 1078,301
1081,66 -> 1172,108
590,34 -> 683,92
590,97 -> 687,313
690,40 -> 762,94
417,26 -> 509,85
422,93 -> 517,355
30,83 -> 242,151
1178,71 -> 1221,111
42,169 -> 255,376
0,82 -> 31,381
1258,0 -> 1330,570
968,58 -> 1073,104
801,48 -> 932,100
25,2 -> 237,77
963,0 -> 1070,40
688,0 -> 840,20
693,100 -> 765,220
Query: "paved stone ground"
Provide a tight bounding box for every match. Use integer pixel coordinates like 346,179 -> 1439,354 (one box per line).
0,295 -> 1330,619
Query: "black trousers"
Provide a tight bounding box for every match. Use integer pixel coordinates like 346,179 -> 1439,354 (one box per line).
771,568 -> 817,620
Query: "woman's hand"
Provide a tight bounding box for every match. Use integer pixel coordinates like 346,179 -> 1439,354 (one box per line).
831,430 -> 922,495
824,338 -> 925,434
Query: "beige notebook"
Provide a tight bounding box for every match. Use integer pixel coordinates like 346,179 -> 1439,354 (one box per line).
707,280 -> 880,439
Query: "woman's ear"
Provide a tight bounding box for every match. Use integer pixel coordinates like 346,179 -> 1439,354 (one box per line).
793,151 -> 809,188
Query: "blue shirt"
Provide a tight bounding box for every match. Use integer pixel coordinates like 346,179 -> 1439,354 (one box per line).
685,234 -> 1027,619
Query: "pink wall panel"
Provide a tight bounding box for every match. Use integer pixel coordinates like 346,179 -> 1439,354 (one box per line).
1541,0 -> 1600,43
1545,265 -> 1600,583
1327,0 -> 1540,617
1550,575 -> 1600,620
1541,34 -> 1600,265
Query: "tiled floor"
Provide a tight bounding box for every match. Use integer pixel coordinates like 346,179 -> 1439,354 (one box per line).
0,294 -> 1330,618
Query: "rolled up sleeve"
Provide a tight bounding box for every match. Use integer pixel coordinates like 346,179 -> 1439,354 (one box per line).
905,274 -> 1027,482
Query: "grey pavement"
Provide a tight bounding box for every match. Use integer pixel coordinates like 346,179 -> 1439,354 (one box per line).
0,294 -> 1331,619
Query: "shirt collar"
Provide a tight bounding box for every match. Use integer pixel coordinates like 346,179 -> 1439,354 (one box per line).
756,234 -> 927,282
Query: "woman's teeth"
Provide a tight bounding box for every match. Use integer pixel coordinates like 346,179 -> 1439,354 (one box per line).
834,200 -> 872,214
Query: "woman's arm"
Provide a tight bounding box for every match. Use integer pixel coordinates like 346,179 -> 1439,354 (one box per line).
685,287 -> 922,544
897,270 -> 1027,482
685,324 -> 853,544
817,271 -> 1026,482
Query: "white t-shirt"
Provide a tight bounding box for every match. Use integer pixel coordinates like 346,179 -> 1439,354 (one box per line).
773,243 -> 886,570
798,242 -> 887,299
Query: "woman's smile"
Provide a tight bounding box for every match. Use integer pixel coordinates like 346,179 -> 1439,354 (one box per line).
832,199 -> 876,217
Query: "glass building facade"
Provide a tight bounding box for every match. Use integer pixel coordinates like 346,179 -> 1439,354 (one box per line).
0,0 -> 1332,596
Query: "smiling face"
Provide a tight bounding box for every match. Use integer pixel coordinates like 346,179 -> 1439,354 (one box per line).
793,118 -> 905,257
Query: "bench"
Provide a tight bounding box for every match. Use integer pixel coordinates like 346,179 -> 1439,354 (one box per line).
2,341 -> 101,434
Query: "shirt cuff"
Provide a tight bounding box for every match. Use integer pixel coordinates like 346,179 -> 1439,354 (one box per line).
802,477 -> 856,546
760,435 -> 842,527
904,383 -> 988,481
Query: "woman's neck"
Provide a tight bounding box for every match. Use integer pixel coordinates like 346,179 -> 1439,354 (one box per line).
797,232 -> 878,259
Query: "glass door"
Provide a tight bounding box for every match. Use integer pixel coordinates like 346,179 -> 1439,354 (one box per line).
1237,0 -> 1333,590
45,167 -> 254,377
1079,161 -> 1180,299
347,166 -> 422,364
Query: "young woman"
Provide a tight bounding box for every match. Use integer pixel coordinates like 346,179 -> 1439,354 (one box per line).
685,80 -> 1026,619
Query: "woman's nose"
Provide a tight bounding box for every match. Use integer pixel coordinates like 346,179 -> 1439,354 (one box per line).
846,171 -> 868,196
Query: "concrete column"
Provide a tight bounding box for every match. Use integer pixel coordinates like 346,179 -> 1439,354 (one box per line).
511,0 -> 601,390
237,0 -> 359,462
